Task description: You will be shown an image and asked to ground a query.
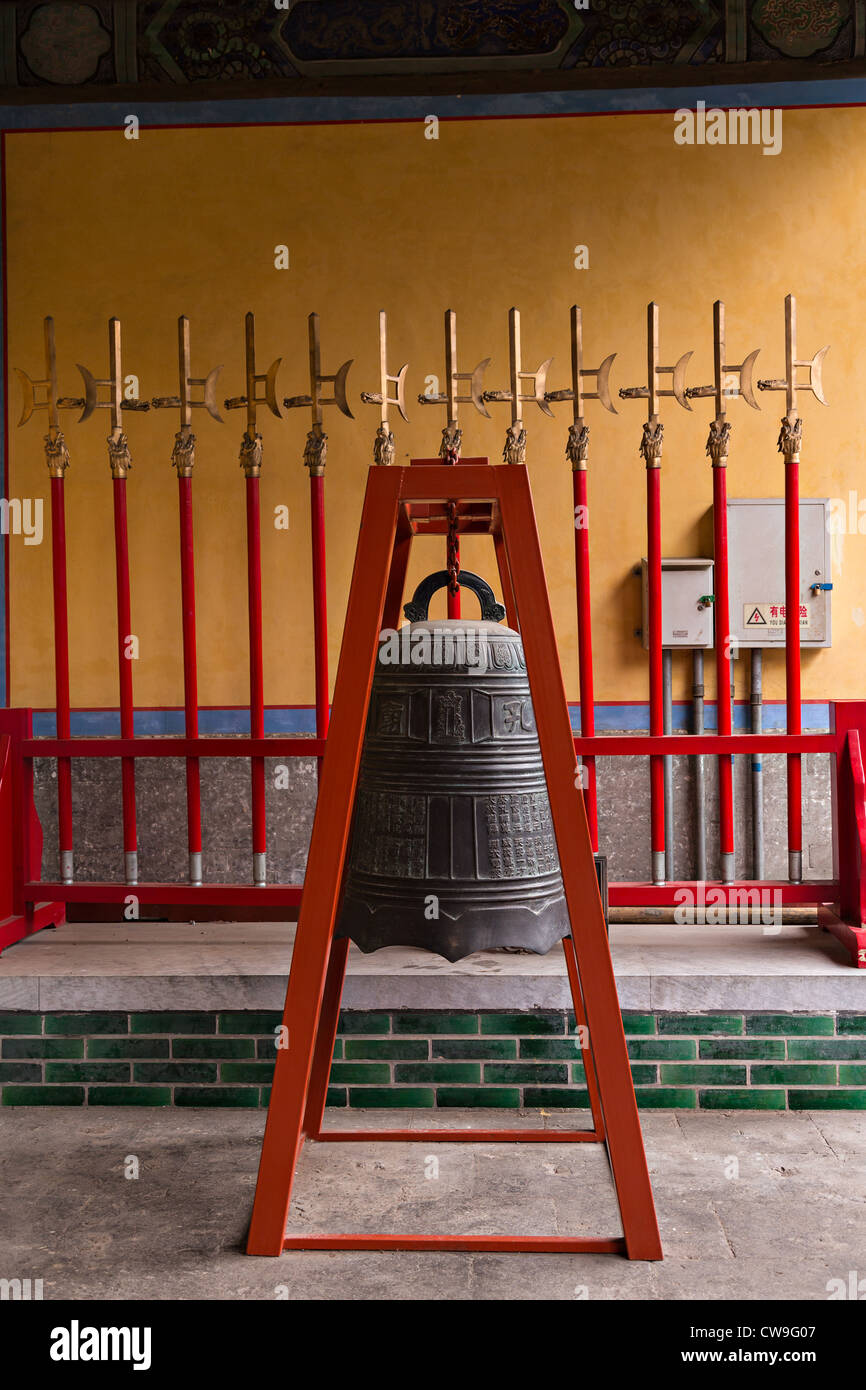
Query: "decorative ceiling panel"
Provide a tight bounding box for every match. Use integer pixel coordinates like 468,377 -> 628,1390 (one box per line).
0,0 -> 862,94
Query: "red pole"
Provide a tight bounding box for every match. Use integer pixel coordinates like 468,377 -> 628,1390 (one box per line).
49,474 -> 73,883
784,429 -> 802,881
178,473 -> 202,884
246,473 -> 267,885
646,462 -> 665,883
447,534 -> 461,619
309,471 -> 329,776
112,475 -> 138,884
712,464 -> 734,882
573,467 -> 598,851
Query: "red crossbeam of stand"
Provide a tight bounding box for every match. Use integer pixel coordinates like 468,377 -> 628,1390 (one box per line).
246,457 -> 662,1260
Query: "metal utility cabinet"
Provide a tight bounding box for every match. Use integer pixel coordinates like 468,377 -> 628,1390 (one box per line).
726,498 -> 832,648
640,557 -> 714,649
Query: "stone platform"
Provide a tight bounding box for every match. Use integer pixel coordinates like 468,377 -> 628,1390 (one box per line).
0,921 -> 862,1012
0,923 -> 864,1109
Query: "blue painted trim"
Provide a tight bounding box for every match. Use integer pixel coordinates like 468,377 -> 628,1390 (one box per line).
2,78 -> 866,133
28,701 -> 830,738
569,702 -> 830,732
31,706 -> 321,737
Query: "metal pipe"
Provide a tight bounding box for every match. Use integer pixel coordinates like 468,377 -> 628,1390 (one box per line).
573,464 -> 598,851
693,648 -> 706,882
647,464 -> 665,884
609,905 -> 815,925
751,647 -> 764,880
662,648 -> 673,882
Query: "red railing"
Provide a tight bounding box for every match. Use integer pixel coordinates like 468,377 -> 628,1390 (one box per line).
2,399 -> 864,967
1,705 -> 864,963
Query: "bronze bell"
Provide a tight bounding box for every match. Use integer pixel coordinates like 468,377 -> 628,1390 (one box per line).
335,570 -> 571,962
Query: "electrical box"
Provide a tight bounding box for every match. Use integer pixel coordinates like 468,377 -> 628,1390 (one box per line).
726,498 -> 832,648
640,557 -> 714,649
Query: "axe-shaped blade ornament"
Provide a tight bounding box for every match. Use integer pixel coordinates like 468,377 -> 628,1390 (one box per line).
756,295 -> 829,417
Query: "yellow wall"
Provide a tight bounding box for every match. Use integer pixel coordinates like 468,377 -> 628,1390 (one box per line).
5,107 -> 866,709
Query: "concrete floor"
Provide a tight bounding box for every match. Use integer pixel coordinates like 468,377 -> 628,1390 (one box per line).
0,1107 -> 862,1300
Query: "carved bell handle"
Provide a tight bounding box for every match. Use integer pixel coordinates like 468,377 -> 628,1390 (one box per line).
403,570 -> 506,623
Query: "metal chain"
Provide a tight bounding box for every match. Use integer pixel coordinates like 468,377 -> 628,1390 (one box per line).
446,500 -> 460,596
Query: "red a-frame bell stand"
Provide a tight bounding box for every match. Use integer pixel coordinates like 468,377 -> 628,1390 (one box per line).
246,456 -> 662,1259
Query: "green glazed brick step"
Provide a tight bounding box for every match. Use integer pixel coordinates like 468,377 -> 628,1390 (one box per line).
348,1088 -> 434,1108
788,1089 -> 866,1109
330,1062 -> 392,1084
619,1013 -> 656,1035
338,1013 -> 390,1034
132,1013 -> 215,1034
4,1038 -> 84,1059
218,1012 -> 282,1035
523,1087 -> 589,1108
174,1088 -> 261,1108
628,1038 -> 697,1060
751,1064 -> 838,1085
1,1010 -> 865,1107
659,1064 -> 747,1086
483,1063 -> 569,1084
89,1087 -> 171,1106
699,1089 -> 787,1109
633,1088 -> 697,1109
700,1039 -> 786,1060
45,1063 -> 130,1084
519,1039 -> 587,1060
658,1014 -> 744,1035
481,1012 -> 566,1035
436,1087 -> 520,1108
2,1086 -> 86,1105
393,1012 -> 478,1034
133,1062 -> 218,1084
788,1039 -> 866,1060
173,1038 -> 255,1060
219,1062 -> 276,1084
627,1065 -> 657,1085
433,1039 -> 517,1060
0,1013 -> 42,1034
745,1014 -> 835,1035
344,1039 -> 428,1060
0,1063 -> 42,1083
394,1063 -> 481,1083
45,1013 -> 129,1036
88,1038 -> 171,1060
